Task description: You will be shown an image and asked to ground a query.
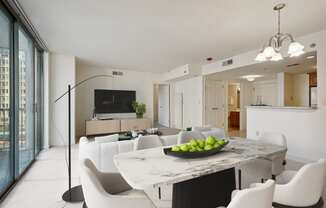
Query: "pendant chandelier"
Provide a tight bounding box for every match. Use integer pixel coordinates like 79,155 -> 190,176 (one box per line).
255,3 -> 305,62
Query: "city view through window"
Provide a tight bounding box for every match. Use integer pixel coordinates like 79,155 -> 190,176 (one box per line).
0,6 -> 43,195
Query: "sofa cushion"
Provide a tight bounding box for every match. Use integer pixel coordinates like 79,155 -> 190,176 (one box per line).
95,134 -> 119,143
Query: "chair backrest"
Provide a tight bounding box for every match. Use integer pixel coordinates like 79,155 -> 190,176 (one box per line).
94,134 -> 119,143
278,159 -> 326,206
80,159 -> 111,208
79,137 -> 135,173
228,180 -> 275,208
259,132 -> 287,148
192,126 -> 213,132
201,128 -> 225,139
177,131 -> 205,144
258,132 -> 287,175
134,135 -> 162,150
160,135 -> 178,146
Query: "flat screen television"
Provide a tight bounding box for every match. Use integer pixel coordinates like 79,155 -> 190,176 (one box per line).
95,90 -> 136,114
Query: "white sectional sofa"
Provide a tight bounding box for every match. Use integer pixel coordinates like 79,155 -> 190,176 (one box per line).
79,135 -> 179,173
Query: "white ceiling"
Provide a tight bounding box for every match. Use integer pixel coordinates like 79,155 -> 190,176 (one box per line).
207,51 -> 317,81
18,0 -> 326,72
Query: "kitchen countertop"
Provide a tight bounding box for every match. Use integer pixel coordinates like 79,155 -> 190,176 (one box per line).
114,139 -> 286,190
247,106 -> 317,111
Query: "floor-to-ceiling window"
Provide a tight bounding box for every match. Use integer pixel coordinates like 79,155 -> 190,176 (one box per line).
0,2 -> 44,199
0,5 -> 13,195
17,28 -> 35,174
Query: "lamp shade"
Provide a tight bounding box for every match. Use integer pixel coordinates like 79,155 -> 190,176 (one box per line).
288,42 -> 304,55
255,52 -> 267,62
271,52 -> 283,61
263,46 -> 276,58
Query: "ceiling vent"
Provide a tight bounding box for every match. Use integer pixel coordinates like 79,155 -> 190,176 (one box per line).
112,71 -> 123,76
222,59 -> 233,66
287,63 -> 300,68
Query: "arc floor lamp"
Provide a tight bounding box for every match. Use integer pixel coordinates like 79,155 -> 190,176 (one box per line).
54,74 -> 114,203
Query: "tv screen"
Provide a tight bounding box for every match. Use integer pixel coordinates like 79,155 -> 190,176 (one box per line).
95,90 -> 136,114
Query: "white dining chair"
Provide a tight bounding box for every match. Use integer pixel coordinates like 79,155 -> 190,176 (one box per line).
192,126 -> 214,132
201,128 -> 225,139
177,130 -> 205,144
134,135 -> 162,150
273,159 -> 326,208
80,159 -> 155,208
237,132 -> 287,189
259,132 -> 287,178
218,179 -> 275,208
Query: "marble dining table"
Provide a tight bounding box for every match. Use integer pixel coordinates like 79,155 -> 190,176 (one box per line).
114,139 -> 287,208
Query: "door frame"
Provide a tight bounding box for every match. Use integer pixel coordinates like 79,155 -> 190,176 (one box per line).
158,84 -> 171,128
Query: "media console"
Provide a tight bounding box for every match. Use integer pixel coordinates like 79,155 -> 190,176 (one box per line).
85,118 -> 151,136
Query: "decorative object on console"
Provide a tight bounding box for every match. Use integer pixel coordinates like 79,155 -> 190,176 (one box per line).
132,101 -> 146,118
255,3 -> 305,62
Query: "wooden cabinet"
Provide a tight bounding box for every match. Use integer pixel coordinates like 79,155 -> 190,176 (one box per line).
85,118 -> 152,136
309,72 -> 317,87
86,120 -> 120,136
120,118 -> 151,132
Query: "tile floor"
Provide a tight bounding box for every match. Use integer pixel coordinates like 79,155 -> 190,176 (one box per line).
1,145 -> 83,208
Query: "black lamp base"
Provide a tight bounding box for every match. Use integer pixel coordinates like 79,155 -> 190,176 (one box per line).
62,185 -> 84,202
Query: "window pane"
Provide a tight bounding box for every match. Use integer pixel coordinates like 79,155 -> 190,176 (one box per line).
0,8 -> 12,193
18,28 -> 34,173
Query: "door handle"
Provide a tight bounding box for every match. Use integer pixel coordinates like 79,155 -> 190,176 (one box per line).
212,107 -> 219,110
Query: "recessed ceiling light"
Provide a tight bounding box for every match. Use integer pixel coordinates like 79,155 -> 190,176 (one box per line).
241,75 -> 263,82
306,55 -> 315,59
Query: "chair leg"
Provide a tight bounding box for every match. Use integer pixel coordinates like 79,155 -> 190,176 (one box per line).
261,178 -> 264,183
158,187 -> 161,200
272,175 -> 276,180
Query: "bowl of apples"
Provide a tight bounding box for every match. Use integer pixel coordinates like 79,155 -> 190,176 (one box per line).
163,136 -> 229,158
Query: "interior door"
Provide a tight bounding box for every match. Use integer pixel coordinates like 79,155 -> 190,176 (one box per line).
158,84 -> 170,127
205,79 -> 225,128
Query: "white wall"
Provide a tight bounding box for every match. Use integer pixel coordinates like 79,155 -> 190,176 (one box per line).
75,64 -> 160,139
252,80 -> 278,106
49,53 -> 76,146
171,76 -> 203,129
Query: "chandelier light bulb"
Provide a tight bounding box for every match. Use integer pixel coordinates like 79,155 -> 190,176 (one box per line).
288,42 -> 305,55
271,52 -> 283,61
263,46 -> 276,58
255,52 -> 267,62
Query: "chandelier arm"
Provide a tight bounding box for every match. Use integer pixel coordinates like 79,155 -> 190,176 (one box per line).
283,33 -> 295,42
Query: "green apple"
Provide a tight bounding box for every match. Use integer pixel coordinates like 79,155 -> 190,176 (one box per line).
189,139 -> 198,147
180,144 -> 189,152
204,144 -> 213,151
217,140 -> 225,145
206,136 -> 216,145
198,140 -> 205,148
213,143 -> 220,149
171,146 -> 180,152
189,147 -> 196,152
196,147 -> 204,152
